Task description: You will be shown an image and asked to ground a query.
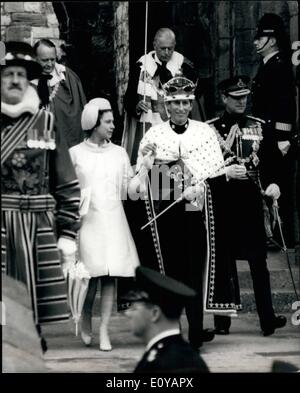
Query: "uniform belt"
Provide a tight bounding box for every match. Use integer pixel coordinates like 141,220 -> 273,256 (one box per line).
275,122 -> 292,132
1,194 -> 56,212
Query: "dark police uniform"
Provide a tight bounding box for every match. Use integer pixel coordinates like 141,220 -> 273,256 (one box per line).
251,13 -> 297,247
123,266 -> 209,373
206,75 -> 286,334
134,333 -> 209,374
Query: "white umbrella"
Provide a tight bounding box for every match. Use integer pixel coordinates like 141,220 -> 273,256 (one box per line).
66,261 -> 91,336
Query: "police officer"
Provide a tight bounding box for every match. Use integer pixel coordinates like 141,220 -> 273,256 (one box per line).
252,13 -> 297,247
207,76 -> 287,336
123,266 -> 209,373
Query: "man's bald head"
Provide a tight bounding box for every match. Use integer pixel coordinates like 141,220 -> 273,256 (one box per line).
153,28 -> 176,63
154,28 -> 176,45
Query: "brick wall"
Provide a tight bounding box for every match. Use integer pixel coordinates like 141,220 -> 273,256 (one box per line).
1,2 -> 64,56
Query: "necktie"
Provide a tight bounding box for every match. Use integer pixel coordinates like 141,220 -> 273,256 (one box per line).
155,62 -> 172,84
37,74 -> 53,108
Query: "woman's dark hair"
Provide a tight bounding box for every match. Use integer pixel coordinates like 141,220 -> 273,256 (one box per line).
84,109 -> 112,138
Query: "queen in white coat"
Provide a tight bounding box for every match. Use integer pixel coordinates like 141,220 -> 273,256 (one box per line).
69,98 -> 139,351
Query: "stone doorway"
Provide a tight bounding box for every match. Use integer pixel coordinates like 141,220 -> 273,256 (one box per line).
128,1 -> 215,116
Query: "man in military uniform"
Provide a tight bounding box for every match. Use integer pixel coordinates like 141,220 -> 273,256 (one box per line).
1,41 -> 80,350
123,266 -> 209,373
252,13 -> 297,247
207,76 -> 287,336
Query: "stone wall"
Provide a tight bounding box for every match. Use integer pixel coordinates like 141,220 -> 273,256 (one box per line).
213,1 -> 298,114
1,1 -> 298,118
1,2 -> 64,54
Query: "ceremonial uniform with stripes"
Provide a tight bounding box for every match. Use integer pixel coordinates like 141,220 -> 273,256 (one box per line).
125,119 -> 241,348
1,104 -> 80,325
207,112 -> 282,332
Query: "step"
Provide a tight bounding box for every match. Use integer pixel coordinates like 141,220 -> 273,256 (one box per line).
237,267 -> 299,290
240,289 -> 298,313
237,249 -> 299,289
90,249 -> 299,316
91,288 -> 298,315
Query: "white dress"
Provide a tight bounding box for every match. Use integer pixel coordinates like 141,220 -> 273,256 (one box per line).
69,139 -> 140,277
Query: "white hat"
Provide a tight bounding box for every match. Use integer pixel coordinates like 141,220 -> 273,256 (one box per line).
81,98 -> 112,131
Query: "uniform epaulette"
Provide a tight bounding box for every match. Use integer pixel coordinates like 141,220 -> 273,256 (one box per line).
246,115 -> 265,124
206,117 -> 220,124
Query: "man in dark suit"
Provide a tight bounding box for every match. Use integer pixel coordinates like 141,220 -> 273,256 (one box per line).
252,13 -> 297,247
32,39 -> 87,148
123,266 -> 209,373
207,76 -> 287,336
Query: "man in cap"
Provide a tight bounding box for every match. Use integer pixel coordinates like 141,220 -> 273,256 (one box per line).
1,41 -> 80,349
32,39 -> 87,148
124,266 -> 209,373
252,13 -> 297,247
123,27 -> 206,164
207,76 -> 287,336
126,76 -> 241,349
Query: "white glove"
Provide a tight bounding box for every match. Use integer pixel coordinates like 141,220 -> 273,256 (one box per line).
141,143 -> 157,157
57,237 -> 77,255
183,184 -> 205,202
265,183 -> 281,200
57,237 -> 77,278
129,148 -> 156,196
141,150 -> 155,170
278,141 -> 291,156
225,164 -> 247,180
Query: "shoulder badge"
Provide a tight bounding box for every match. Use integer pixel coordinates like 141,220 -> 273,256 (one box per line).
206,117 -> 220,124
147,349 -> 158,362
246,115 -> 265,124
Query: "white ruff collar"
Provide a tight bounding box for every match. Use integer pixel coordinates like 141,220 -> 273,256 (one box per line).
31,63 -> 66,87
49,63 -> 66,86
138,51 -> 184,77
1,85 -> 40,118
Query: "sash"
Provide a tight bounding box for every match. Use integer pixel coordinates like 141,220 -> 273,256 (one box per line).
1,110 -> 42,165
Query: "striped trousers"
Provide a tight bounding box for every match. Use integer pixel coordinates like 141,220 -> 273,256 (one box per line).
1,194 -> 70,325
